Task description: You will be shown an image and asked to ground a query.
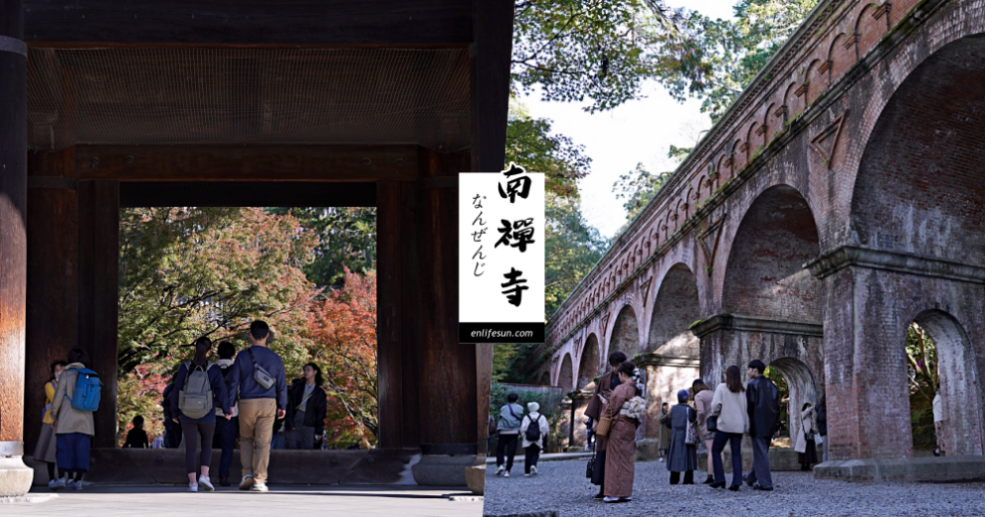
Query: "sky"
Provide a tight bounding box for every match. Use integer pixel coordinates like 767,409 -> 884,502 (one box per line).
518,0 -> 738,239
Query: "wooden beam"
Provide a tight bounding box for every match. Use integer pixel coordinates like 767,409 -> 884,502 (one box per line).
75,145 -> 421,182
23,0 -> 472,45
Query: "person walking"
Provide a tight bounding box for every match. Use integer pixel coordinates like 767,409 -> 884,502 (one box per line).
796,402 -> 819,471
667,389 -> 698,485
123,415 -> 149,448
709,365 -> 748,490
213,341 -> 238,486
585,351 -> 627,498
228,320 -> 288,492
37,360 -> 67,489
815,394 -> 828,462
285,363 -> 327,450
933,391 -> 946,456
50,348 -> 98,491
495,392 -> 524,478
170,336 -> 231,492
600,362 -> 643,503
744,360 -> 779,491
520,401 -> 549,477
658,402 -> 671,463
692,379 -> 717,484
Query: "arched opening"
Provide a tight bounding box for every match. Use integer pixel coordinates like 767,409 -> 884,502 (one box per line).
722,185 -> 821,324
558,353 -> 574,392
538,371 -> 551,386
608,305 -> 640,357
765,357 -> 819,445
577,334 -> 601,389
852,36 -> 985,264
647,263 -> 700,356
906,311 -> 983,456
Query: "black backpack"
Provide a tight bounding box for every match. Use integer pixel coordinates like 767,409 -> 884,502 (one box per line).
525,414 -> 543,442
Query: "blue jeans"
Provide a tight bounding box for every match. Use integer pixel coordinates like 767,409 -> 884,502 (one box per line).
215,416 -> 238,479
56,432 -> 91,472
711,432 -> 743,486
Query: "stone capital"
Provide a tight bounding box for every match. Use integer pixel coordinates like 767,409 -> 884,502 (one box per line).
804,245 -> 985,284
689,313 -> 823,339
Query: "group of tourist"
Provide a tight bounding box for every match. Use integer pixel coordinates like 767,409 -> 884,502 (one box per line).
36,320 -> 329,493
571,354 -> 831,503
493,393 -> 550,478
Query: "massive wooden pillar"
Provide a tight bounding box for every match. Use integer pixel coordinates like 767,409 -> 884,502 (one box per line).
24,148 -> 79,454
0,0 -> 33,496
78,180 -> 119,448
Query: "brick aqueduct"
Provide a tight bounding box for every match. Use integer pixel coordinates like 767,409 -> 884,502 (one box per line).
535,0 -> 985,465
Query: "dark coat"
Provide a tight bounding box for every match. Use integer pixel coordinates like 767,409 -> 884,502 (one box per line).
285,379 -> 328,436
815,402 -> 827,436
746,376 -> 779,438
666,404 -> 697,472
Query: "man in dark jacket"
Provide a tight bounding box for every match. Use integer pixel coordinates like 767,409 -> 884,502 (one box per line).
744,359 -> 778,491
162,381 -> 182,448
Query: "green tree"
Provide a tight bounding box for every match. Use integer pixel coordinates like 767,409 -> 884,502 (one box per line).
656,0 -> 819,122
118,207 -> 319,374
513,0 -> 688,113
267,207 -> 377,288
612,162 -> 673,220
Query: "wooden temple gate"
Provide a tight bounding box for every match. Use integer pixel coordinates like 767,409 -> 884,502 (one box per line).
0,0 -> 514,495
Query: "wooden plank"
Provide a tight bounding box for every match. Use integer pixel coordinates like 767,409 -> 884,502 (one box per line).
470,0 -> 514,173
75,145 -> 420,182
25,148 -> 79,452
376,181 -> 405,448
23,0 -> 472,45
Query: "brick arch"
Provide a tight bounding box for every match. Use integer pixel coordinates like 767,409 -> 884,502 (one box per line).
606,303 -> 641,359
577,333 -> 601,389
782,81 -> 799,121
851,35 -> 985,265
768,356 -> 820,445
646,263 -> 700,357
558,352 -> 574,391
828,32 -> 852,83
722,184 -> 821,324
804,58 -> 823,105
763,102 -> 778,145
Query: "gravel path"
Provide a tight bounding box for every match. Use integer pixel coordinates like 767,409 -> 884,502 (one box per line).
483,459 -> 985,516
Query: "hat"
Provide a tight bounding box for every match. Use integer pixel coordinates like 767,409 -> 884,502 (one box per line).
677,389 -> 690,402
527,401 -> 540,413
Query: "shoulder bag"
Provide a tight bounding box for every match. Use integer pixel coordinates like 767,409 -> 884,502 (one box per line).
247,348 -> 276,390
595,416 -> 612,437
684,408 -> 698,444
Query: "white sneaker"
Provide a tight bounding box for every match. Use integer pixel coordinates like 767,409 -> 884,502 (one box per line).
495,466 -> 504,476
188,483 -> 199,492
199,476 -> 215,491
49,478 -> 66,491
239,475 -> 255,491
524,473 -> 531,477
251,483 -> 269,492
68,479 -> 83,491
503,470 -> 510,478
531,465 -> 538,476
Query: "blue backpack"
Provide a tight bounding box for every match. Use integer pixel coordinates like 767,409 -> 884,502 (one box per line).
67,368 -> 102,412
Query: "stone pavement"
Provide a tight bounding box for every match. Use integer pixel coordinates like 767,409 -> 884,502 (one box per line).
483,459 -> 985,517
2,484 -> 482,517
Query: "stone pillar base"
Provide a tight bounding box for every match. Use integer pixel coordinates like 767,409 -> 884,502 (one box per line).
411,454 -> 476,486
464,464 -> 485,495
0,456 -> 34,497
814,455 -> 985,482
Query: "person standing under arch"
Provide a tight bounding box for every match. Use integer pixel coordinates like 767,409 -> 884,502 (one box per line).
692,379 -> 717,484
709,365 -> 748,490
743,359 -> 778,491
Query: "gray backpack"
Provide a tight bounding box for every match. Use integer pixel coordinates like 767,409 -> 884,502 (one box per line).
178,361 -> 214,420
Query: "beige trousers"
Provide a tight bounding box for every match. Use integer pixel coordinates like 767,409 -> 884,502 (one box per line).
239,398 -> 277,483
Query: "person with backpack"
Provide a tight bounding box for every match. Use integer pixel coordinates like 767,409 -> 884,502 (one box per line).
50,348 -> 101,491
519,401 -> 549,477
37,360 -> 67,489
285,363 -> 327,450
212,341 -> 239,486
494,392 -> 524,478
227,320 -> 288,492
169,336 -> 231,492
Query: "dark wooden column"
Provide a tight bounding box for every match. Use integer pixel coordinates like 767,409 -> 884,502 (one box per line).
414,149 -> 477,452
0,0 -> 33,497
24,148 -> 79,452
78,180 -> 119,448
469,0 -> 514,456
376,180 -> 422,449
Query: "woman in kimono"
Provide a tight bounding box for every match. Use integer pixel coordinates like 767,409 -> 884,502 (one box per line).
667,389 -> 698,484
599,361 -> 641,503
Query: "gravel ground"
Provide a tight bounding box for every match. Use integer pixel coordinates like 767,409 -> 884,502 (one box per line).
483,459 -> 985,516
